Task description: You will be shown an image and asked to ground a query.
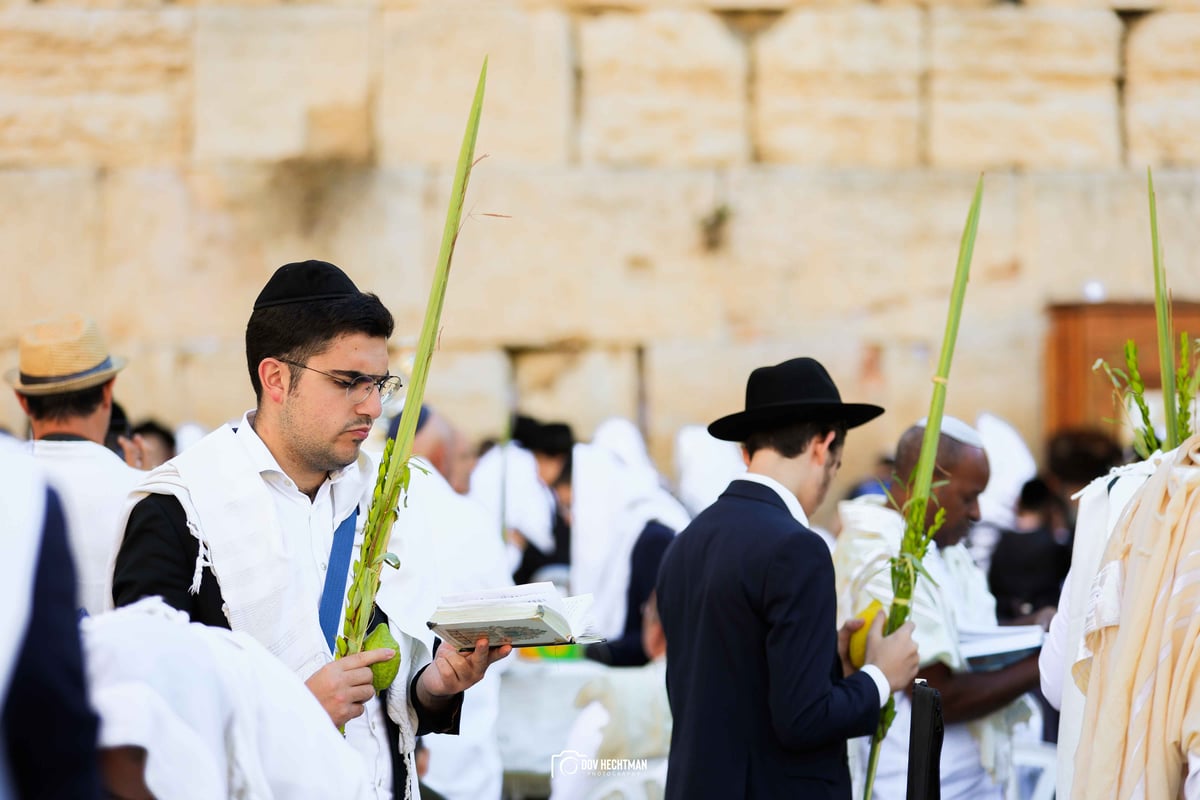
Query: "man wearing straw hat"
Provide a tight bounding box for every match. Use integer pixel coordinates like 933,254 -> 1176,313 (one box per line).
110,260 -> 506,800
655,356 -> 919,799
6,314 -> 146,617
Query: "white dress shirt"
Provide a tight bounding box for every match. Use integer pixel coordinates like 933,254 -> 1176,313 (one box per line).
233,414 -> 394,799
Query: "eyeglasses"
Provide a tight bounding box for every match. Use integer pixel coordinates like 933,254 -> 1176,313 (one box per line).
280,359 -> 403,405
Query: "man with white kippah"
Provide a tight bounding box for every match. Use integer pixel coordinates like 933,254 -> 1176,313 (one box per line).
833,417 -> 1043,799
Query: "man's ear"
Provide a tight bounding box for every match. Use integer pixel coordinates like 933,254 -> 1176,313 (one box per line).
811,430 -> 838,464
100,378 -> 115,408
15,391 -> 30,416
259,359 -> 289,405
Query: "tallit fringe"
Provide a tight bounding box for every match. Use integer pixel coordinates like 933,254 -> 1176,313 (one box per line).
187,518 -> 212,595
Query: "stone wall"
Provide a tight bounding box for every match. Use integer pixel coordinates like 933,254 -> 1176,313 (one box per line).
2,0 -> 1199,522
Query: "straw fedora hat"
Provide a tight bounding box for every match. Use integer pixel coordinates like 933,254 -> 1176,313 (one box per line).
708,357 -> 883,442
5,315 -> 127,396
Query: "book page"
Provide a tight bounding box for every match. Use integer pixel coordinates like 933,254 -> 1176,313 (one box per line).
957,624 -> 1044,659
562,593 -> 603,643
437,581 -> 565,615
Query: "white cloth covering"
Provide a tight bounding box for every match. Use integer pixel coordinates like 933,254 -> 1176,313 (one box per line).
468,442 -> 555,555
83,597 -> 370,800
835,496 -> 1030,800
974,412 -> 1037,533
1039,454 -> 1159,799
109,413 -> 439,800
570,443 -> 690,640
673,425 -> 745,518
593,417 -> 691,534
28,438 -> 142,616
971,413 -> 1037,572
405,458 -> 511,800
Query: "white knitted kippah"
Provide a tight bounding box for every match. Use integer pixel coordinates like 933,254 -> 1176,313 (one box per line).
914,415 -> 985,449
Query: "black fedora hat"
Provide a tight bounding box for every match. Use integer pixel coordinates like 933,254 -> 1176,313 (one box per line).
708,357 -> 884,442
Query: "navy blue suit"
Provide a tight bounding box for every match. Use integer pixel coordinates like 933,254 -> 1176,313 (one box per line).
655,479 -> 880,799
3,488 -> 101,800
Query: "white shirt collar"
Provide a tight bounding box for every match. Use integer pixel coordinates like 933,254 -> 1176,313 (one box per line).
232,411 -> 362,515
737,472 -> 810,527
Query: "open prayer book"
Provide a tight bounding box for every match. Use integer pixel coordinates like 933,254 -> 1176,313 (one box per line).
427,582 -> 605,650
957,623 -> 1044,672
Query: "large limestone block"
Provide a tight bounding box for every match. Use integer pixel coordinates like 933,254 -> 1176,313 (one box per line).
0,168 -> 101,329
720,169 -> 1020,339
172,343 -> 257,428
416,349 -> 512,444
579,11 -> 749,165
522,0 -> 802,8
0,9 -> 190,165
754,9 -> 923,166
0,344 -> 21,435
193,8 -> 372,161
1127,14 -> 1200,165
1017,170 -> 1200,303
929,9 -> 1122,168
94,165 -> 428,344
425,165 -> 725,346
111,337 -> 252,433
513,347 -> 640,441
377,3 -> 571,166
644,337 -> 895,515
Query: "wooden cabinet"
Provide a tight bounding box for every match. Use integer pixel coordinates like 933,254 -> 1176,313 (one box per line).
1045,302 -> 1200,435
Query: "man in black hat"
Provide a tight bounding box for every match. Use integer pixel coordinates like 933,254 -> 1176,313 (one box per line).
112,260 -> 508,798
655,356 -> 919,799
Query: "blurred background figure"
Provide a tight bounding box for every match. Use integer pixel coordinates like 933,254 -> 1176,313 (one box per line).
988,477 -> 1072,624
469,415 -> 558,586
843,454 -> 895,501
521,415 -> 690,656
173,422 -> 208,455
401,404 -> 512,800
1044,428 -> 1125,518
970,412 -> 1039,575
586,417 -> 690,666
131,418 -> 177,469
673,424 -> 745,518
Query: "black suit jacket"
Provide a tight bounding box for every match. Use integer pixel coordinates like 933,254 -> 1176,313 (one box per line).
655,479 -> 881,799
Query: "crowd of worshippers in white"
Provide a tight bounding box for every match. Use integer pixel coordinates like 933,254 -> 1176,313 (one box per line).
5,260 -> 1200,799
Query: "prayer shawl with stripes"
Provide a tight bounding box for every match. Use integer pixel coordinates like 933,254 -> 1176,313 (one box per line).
1072,434 -> 1200,800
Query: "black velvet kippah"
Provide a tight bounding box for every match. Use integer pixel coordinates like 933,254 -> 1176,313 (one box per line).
253,260 -> 360,310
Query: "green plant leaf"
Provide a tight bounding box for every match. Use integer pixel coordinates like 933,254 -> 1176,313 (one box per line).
337,57 -> 489,662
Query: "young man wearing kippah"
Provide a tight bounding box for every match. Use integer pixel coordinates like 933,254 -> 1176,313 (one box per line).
111,260 -> 509,799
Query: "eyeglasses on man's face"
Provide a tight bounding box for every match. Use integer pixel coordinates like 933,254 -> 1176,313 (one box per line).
279,359 -> 403,405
